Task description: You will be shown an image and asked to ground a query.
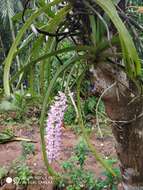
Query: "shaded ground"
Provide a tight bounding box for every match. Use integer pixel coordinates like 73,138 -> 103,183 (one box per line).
0,116 -> 119,190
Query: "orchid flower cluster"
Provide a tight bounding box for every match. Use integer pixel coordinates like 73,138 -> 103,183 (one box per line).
45,91 -> 67,163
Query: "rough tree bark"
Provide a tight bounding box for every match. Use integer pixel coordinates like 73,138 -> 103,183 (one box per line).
92,63 -> 143,190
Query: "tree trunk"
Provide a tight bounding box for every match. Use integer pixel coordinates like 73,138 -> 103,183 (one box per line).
92,63 -> 143,190
105,94 -> 143,190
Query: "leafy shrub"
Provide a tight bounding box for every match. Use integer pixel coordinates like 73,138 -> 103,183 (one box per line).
57,139 -> 121,190
84,96 -> 97,114
59,156 -> 97,190
21,142 -> 35,158
11,142 -> 35,186
57,139 -> 96,189
74,139 -> 88,168
13,163 -> 33,185
84,96 -> 105,115
0,167 -> 8,179
64,104 -> 76,125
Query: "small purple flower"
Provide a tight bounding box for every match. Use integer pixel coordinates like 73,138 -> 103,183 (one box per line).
45,91 -> 67,163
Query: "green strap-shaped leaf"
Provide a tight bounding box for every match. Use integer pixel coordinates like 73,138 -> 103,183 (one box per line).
94,0 -> 141,78
10,45 -> 91,84
3,0 -> 64,97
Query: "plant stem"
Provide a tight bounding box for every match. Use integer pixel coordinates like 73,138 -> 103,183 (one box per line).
39,56 -> 83,180
7,0 -> 22,90
76,71 -> 116,177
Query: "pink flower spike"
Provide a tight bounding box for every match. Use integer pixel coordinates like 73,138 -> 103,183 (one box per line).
45,91 -> 67,163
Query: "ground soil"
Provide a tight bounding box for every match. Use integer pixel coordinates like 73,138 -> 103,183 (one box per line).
0,116 -> 121,190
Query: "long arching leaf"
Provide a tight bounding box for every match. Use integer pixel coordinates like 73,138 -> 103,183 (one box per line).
93,0 -> 141,78
10,45 -> 91,84
3,0 -> 66,96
